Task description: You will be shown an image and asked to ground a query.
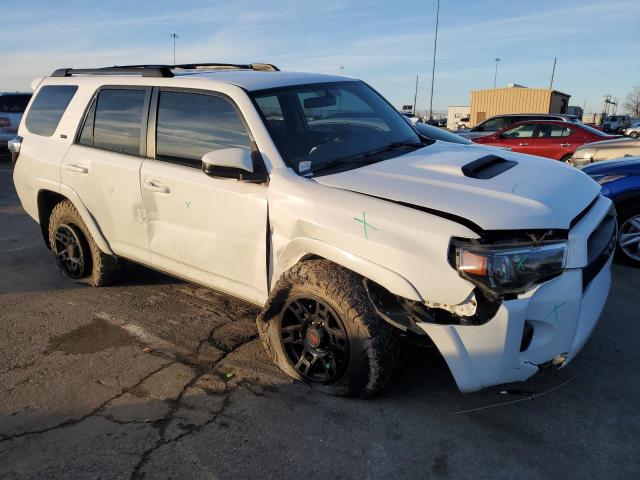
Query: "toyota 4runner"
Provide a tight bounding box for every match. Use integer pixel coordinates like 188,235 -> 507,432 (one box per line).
11,63 -> 616,396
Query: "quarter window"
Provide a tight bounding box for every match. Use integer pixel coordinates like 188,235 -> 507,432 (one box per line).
155,91 -> 250,168
25,85 -> 78,137
81,89 -> 147,156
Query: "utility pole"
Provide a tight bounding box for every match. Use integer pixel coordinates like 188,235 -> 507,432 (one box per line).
549,57 -> 557,90
493,57 -> 500,88
339,65 -> 344,75
170,33 -> 179,65
413,75 -> 419,116
428,0 -> 440,121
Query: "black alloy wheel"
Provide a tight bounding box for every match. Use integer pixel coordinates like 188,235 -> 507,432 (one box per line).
53,224 -> 89,279
279,295 -> 349,383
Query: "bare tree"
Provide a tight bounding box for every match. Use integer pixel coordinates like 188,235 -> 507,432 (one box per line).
623,86 -> 640,117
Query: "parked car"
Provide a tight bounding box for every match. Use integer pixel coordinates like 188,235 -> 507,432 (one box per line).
582,157 -> 640,267
569,136 -> 640,167
457,113 -> 581,140
12,63 -> 614,396
0,92 -> 32,156
471,120 -> 616,161
622,121 -> 640,139
602,115 -> 631,133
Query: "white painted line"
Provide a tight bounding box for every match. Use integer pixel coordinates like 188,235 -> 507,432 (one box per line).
0,235 -> 22,241
5,244 -> 40,253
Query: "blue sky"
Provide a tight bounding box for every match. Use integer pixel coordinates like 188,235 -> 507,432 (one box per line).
2,0 -> 639,113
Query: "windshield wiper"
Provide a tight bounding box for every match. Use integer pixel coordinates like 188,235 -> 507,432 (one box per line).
365,140 -> 424,158
309,154 -> 375,175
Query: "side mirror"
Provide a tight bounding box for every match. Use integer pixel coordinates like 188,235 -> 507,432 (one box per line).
201,148 -> 267,183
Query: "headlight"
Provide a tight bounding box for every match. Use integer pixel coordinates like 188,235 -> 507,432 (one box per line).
452,241 -> 567,295
573,149 -> 596,160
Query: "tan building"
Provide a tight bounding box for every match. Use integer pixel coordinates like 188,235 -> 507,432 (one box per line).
470,84 -> 571,126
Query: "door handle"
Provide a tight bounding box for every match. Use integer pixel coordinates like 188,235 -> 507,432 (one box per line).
143,179 -> 171,194
66,164 -> 88,174
560,143 -> 571,147
518,142 -> 529,146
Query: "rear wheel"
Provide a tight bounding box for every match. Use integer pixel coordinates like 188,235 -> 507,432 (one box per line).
48,200 -> 120,286
616,205 -> 640,267
258,259 -> 401,397
560,154 -> 573,163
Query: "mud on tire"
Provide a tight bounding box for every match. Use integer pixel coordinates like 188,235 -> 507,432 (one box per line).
48,200 -> 120,286
257,259 -> 401,397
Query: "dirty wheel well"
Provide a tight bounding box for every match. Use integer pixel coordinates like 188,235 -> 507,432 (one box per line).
38,190 -> 67,249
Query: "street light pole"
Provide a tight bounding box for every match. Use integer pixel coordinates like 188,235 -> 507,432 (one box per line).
170,33 -> 179,65
428,0 -> 440,121
493,57 -> 500,88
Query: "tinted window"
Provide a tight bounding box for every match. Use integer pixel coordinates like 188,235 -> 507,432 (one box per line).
25,86 -> 77,136
475,117 -> 507,131
502,124 -> 536,138
156,91 -> 250,168
0,94 -> 31,113
89,89 -> 146,155
78,99 -> 96,146
536,125 -> 571,138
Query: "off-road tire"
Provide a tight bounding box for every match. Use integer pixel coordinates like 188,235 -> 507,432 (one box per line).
257,259 -> 401,397
48,200 -> 120,286
616,205 -> 640,268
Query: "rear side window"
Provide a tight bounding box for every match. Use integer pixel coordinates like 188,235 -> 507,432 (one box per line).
79,89 -> 147,155
155,91 -> 250,168
0,94 -> 31,113
25,86 -> 78,136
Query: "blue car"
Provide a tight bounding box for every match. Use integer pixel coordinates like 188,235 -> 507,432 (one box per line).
582,157 -> 640,267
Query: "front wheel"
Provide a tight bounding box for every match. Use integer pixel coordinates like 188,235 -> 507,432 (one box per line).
257,259 -> 401,397
629,131 -> 639,139
616,205 -> 640,267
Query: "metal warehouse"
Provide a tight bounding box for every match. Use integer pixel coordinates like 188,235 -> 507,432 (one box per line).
470,84 -> 571,126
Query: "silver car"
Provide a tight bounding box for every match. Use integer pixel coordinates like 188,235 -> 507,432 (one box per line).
569,136 -> 640,167
622,121 -> 640,139
0,92 -> 32,154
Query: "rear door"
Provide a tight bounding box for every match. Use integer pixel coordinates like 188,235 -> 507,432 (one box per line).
61,87 -> 150,262
140,88 -> 268,304
528,124 -> 575,160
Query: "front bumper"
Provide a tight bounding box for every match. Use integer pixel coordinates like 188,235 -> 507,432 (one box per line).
418,195 -> 614,392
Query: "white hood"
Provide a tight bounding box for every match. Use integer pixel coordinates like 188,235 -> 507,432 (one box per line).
314,142 -> 600,232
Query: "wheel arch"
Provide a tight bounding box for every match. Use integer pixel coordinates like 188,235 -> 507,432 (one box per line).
36,187 -> 114,255
271,238 -> 423,302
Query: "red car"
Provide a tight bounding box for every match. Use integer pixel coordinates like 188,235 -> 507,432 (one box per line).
472,120 -> 617,161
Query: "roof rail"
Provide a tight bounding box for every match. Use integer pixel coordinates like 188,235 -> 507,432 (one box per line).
50,63 -> 279,78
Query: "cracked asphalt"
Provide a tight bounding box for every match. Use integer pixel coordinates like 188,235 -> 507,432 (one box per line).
0,161 -> 639,479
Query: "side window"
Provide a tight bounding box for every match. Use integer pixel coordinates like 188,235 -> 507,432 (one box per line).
25,85 -> 78,137
155,91 -> 250,168
477,117 -> 506,131
501,124 -> 536,138
536,125 -> 572,138
81,89 -> 147,155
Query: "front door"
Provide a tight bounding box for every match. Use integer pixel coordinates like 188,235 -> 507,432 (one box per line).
140,89 -> 268,305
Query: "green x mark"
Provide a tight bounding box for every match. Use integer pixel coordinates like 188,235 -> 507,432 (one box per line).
353,211 -> 378,239
546,301 -> 568,326
185,201 -> 192,208
515,255 -> 528,272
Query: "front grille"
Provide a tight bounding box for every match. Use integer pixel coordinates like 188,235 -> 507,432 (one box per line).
582,210 -> 617,288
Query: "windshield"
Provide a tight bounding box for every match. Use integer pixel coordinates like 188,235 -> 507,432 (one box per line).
251,81 -> 422,176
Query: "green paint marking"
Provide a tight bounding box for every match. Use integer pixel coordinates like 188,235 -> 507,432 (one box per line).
545,301 -> 568,325
185,201 -> 191,208
353,211 -> 378,239
515,256 -> 527,272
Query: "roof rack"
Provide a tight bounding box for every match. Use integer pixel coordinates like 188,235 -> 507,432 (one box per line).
51,63 -> 280,78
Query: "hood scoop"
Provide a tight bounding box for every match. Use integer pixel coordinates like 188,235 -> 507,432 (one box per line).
461,155 -> 517,179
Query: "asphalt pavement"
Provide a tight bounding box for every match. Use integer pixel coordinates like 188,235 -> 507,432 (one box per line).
0,161 -> 638,479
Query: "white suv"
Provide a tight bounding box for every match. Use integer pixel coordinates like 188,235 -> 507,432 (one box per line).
11,63 -> 616,396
